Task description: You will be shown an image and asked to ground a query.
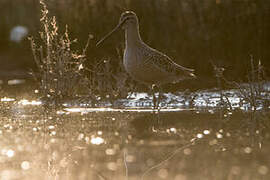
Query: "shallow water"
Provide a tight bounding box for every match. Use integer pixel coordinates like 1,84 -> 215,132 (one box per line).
0,87 -> 270,180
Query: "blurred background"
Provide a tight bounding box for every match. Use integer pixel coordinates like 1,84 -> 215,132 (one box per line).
0,0 -> 269,89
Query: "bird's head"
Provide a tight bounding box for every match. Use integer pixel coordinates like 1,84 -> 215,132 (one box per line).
96,11 -> 138,46
119,11 -> 138,30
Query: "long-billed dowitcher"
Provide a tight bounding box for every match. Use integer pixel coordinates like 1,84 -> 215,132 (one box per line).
97,11 -> 196,108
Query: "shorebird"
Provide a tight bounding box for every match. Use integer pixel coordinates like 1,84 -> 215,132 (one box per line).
97,11 -> 196,108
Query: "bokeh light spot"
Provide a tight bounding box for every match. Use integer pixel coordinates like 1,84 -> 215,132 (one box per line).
157,168 -> 168,179
21,161 -> 30,170
91,136 -> 104,145
258,165 -> 268,175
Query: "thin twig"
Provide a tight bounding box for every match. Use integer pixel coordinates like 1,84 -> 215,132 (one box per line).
123,148 -> 129,180
141,138 -> 199,180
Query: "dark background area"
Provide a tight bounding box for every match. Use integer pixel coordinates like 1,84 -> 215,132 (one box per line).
0,0 -> 269,89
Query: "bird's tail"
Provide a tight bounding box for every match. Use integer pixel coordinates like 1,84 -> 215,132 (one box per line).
187,71 -> 196,79
180,68 -> 196,80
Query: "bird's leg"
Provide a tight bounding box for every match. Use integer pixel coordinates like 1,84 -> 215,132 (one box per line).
155,85 -> 164,126
151,84 -> 158,110
151,84 -> 162,128
156,86 -> 163,113
152,85 -> 163,112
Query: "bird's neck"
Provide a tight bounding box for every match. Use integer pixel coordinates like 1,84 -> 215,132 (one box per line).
125,24 -> 142,48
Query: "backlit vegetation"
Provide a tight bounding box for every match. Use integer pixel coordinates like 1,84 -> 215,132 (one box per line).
29,0 -> 90,104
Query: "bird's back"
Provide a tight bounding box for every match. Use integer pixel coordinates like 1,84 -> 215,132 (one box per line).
124,42 -> 195,85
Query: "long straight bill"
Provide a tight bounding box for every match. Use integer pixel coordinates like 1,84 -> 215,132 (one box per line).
96,22 -> 123,46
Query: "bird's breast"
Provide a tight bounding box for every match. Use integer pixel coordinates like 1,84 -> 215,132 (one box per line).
123,48 -> 138,73
123,48 -> 147,81
123,47 -> 163,84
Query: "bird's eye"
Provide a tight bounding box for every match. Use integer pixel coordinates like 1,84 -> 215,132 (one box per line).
121,16 -> 131,23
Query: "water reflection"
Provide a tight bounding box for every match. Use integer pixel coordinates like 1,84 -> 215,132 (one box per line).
0,89 -> 269,179
64,107 -> 187,113
2,89 -> 268,112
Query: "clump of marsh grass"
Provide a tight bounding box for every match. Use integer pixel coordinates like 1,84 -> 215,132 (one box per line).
84,48 -> 136,106
228,58 -> 268,111
29,0 -> 90,106
224,57 -> 270,147
86,59 -> 135,104
211,61 -> 233,121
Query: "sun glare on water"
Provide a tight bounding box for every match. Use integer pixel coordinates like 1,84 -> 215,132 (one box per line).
1,97 -> 15,102
18,99 -> 42,106
90,136 -> 105,145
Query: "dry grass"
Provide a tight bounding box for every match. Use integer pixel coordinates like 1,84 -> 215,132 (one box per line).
218,57 -> 270,147
28,1 -> 137,107
29,0 -> 90,105
84,48 -> 136,105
